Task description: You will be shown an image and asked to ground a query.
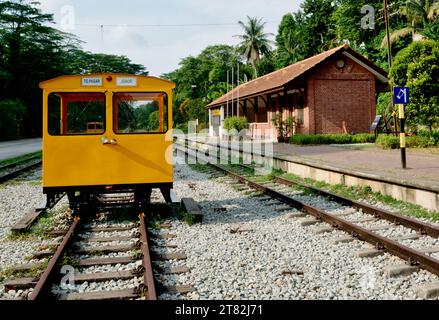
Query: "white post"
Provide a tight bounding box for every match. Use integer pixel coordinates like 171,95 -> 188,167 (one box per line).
226,70 -> 229,120
231,67 -> 234,116
237,63 -> 240,118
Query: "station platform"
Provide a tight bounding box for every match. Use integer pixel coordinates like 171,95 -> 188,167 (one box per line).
0,138 -> 42,161
179,135 -> 439,211
273,143 -> 439,192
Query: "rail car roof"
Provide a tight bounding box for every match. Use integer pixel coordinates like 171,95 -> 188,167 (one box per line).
39,73 -> 176,90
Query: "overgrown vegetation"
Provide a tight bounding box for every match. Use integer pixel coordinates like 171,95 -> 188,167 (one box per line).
376,134 -> 435,149
290,133 -> 376,145
223,116 -> 249,132
0,260 -> 48,281
272,115 -> 296,142
266,169 -> 439,221
0,151 -> 42,167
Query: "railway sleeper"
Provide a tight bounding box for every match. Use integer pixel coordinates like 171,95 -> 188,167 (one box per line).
71,243 -> 139,255
58,288 -> 141,301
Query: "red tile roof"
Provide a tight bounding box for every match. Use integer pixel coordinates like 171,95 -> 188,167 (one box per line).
207,44 -> 388,108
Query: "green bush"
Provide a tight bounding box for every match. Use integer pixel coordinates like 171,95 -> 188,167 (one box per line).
0,99 -> 26,140
376,134 -> 435,149
223,116 -> 249,132
290,133 -> 375,145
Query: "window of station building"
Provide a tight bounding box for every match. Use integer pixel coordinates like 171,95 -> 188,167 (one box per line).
113,92 -> 168,134
48,92 -> 106,135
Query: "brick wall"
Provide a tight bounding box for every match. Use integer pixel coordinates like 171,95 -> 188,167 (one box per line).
306,54 -> 376,134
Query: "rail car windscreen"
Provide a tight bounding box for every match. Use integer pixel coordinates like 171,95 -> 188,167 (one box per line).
113,92 -> 168,134
48,92 -> 106,135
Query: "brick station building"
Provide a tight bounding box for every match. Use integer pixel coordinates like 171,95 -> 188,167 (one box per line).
207,44 -> 389,140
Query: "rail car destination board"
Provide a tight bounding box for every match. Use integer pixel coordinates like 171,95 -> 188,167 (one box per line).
81,76 -> 138,87
82,77 -> 103,86
116,77 -> 137,86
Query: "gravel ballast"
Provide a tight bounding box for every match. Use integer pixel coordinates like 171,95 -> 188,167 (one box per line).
159,158 -> 439,300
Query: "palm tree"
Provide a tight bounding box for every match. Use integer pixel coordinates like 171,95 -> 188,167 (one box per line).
381,0 -> 439,47
234,16 -> 274,78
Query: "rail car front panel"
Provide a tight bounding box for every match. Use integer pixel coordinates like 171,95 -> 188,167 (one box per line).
40,74 -> 175,189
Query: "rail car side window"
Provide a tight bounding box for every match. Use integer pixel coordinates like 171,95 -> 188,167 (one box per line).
113,92 -> 168,134
48,93 -> 106,135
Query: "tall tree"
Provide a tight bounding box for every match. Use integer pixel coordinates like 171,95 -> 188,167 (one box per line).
275,11 -> 307,68
234,16 -> 274,78
390,40 -> 439,136
164,45 -> 252,125
301,0 -> 336,56
381,0 -> 439,47
66,50 -> 148,75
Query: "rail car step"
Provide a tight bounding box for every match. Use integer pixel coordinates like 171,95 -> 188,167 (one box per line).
11,209 -> 44,232
72,244 -> 138,255
4,278 -> 37,290
181,198 -> 203,223
77,256 -> 138,267
73,270 -> 136,283
59,288 -> 140,301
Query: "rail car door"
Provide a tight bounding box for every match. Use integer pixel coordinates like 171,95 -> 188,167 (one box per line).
106,91 -> 173,187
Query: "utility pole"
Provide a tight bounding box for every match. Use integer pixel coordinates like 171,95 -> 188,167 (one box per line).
383,0 -> 392,70
384,0 -> 396,136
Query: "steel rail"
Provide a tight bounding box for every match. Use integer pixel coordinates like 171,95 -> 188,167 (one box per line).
177,141 -> 439,237
274,176 -> 439,238
28,217 -> 81,300
0,159 -> 42,183
0,155 -> 41,171
139,213 -> 157,300
175,143 -> 439,276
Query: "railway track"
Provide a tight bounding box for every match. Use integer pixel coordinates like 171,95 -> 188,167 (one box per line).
175,142 -> 439,282
3,209 -> 194,300
0,155 -> 42,183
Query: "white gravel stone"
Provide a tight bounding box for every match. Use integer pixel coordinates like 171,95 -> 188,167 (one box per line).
160,159 -> 439,300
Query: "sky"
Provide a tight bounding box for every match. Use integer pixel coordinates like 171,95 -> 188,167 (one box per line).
37,0 -> 303,76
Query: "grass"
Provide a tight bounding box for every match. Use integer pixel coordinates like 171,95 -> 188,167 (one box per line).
376,134 -> 434,149
0,260 -> 48,282
176,206 -> 197,226
29,210 -> 58,237
265,169 -> 439,222
0,151 -> 42,168
59,254 -> 78,267
290,134 -> 375,145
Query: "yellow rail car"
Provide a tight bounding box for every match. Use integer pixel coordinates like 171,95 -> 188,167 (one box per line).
40,74 -> 175,213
